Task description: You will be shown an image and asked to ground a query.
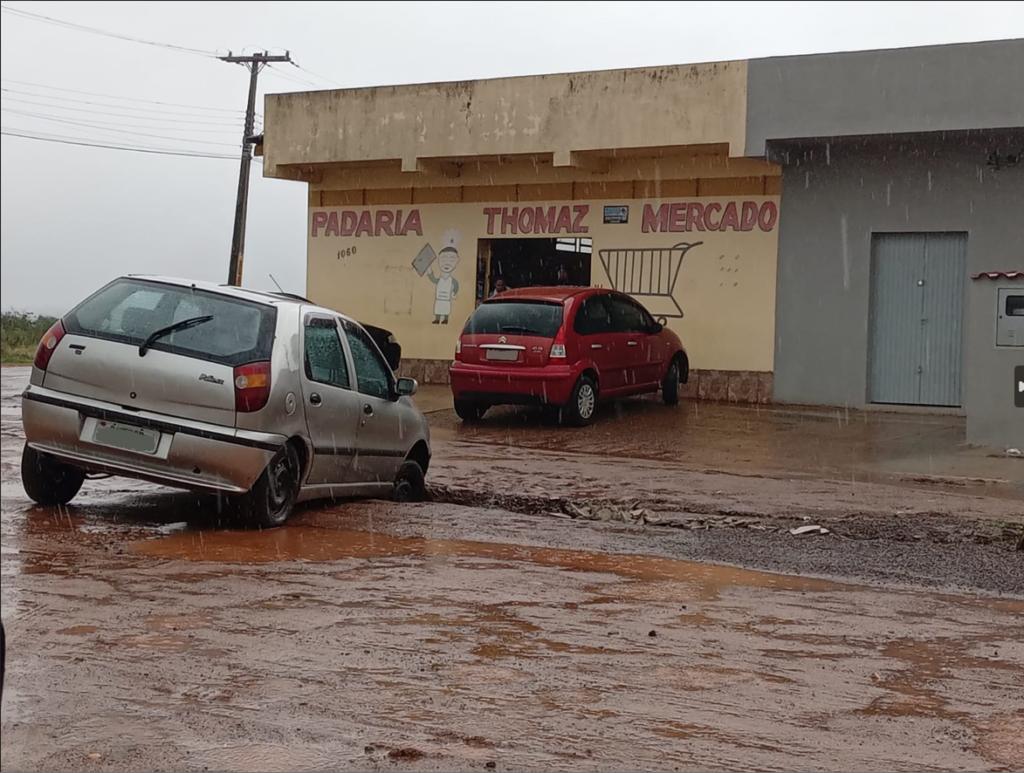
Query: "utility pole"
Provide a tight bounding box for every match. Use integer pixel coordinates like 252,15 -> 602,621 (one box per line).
219,50 -> 291,286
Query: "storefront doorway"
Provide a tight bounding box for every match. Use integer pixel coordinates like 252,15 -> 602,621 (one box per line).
476,238 -> 592,303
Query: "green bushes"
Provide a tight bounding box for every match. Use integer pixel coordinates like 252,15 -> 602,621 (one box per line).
1,311 -> 57,363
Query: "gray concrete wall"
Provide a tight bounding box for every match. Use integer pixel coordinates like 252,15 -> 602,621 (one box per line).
771,131 -> 1024,449
745,39 -> 1024,156
966,278 -> 1024,449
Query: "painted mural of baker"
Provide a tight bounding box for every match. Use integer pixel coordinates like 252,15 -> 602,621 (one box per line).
412,229 -> 462,324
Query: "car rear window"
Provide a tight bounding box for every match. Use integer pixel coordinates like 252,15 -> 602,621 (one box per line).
63,278 -> 277,367
464,300 -> 565,338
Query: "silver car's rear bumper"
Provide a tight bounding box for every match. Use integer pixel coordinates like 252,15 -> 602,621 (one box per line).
22,385 -> 285,495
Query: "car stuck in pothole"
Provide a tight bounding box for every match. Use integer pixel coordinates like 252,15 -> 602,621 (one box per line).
20,276 -> 432,527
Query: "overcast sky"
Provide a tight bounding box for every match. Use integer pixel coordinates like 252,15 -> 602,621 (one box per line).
2,0 -> 1022,316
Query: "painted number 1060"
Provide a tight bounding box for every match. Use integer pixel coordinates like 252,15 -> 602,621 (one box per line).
336,246 -> 358,260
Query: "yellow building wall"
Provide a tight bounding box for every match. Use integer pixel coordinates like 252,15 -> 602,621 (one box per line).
306,185 -> 779,374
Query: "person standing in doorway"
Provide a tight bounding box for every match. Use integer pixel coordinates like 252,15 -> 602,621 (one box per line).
555,265 -> 570,285
490,278 -> 509,297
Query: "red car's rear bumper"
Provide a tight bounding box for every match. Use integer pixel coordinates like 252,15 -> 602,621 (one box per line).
449,362 -> 577,406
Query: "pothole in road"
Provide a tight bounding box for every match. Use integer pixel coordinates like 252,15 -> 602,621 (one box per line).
425,484 -> 1024,546
427,483 -> 776,531
129,523 -> 839,596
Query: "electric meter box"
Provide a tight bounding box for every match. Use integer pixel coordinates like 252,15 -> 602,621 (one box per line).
996,287 -> 1024,347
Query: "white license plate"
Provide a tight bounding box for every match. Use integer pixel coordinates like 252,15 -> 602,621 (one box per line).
93,420 -> 161,455
485,349 -> 520,362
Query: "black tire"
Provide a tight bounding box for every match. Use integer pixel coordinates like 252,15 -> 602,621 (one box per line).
393,459 -> 426,503
238,444 -> 301,529
662,356 -> 682,406
21,445 -> 85,506
563,375 -> 598,427
454,400 -> 488,423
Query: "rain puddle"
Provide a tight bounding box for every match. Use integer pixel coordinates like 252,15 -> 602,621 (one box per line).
859,636 -> 1020,720
131,524 -> 841,595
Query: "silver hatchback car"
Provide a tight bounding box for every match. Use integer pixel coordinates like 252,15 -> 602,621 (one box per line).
20,276 -> 432,528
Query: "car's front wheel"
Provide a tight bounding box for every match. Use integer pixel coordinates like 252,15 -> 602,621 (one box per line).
21,445 -> 85,506
238,444 -> 301,529
393,459 -> 426,503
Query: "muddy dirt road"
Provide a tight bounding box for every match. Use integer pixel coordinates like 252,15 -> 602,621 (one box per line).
2,367 -> 1022,772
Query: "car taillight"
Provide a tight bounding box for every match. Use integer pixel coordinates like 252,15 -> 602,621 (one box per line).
550,327 -> 566,359
33,320 -> 66,371
234,361 -> 272,413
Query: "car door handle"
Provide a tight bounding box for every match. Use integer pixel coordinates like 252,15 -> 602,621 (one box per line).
591,344 -> 603,349
363,403 -> 374,417
627,341 -> 638,347
309,392 -> 322,406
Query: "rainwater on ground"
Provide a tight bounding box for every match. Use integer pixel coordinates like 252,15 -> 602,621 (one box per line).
2,366 -> 1022,772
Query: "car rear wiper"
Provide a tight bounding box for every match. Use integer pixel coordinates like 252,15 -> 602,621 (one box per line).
138,315 -> 213,357
500,325 -> 542,335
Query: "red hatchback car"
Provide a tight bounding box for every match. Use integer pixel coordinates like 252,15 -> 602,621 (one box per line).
450,287 -> 689,425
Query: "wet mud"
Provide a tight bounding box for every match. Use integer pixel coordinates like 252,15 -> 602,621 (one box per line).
3,367 -> 1023,772
430,397 -> 1024,499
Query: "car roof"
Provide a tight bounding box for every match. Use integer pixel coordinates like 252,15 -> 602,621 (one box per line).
122,274 -> 383,331
124,275 -> 317,306
486,286 -> 600,303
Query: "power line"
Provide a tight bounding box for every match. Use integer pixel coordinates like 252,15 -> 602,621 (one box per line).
1,127 -> 239,159
0,78 -> 245,115
2,120 -> 233,156
257,46 -> 343,89
2,87 -> 245,124
0,3 -> 220,58
0,105 -> 240,134
265,65 -> 321,89
263,62 -> 344,91
292,62 -> 343,89
0,93 -> 245,126
1,108 -> 242,146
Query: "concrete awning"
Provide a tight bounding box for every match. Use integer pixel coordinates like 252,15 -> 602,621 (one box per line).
260,62 -> 749,180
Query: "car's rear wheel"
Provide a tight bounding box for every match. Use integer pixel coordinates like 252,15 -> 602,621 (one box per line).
454,400 -> 488,423
662,356 -> 682,406
563,375 -> 598,427
21,445 -> 85,506
393,459 -> 426,503
238,444 -> 301,529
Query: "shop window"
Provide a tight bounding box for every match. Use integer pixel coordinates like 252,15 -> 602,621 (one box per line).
556,238 -> 592,254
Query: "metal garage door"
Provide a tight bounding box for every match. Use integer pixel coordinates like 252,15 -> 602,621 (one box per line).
868,232 -> 967,407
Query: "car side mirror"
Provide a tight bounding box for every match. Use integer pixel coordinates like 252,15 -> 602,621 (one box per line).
396,377 -> 418,397
649,321 -> 663,334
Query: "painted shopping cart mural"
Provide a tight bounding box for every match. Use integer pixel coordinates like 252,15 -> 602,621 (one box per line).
598,241 -> 703,321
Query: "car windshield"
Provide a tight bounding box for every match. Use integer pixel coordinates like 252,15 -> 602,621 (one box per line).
63,278 -> 277,367
463,301 -> 564,338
